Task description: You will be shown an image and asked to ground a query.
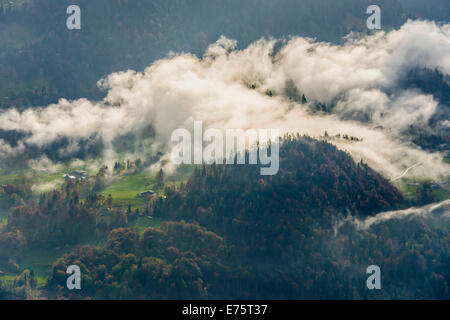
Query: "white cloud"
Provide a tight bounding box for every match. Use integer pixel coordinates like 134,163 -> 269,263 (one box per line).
335,199 -> 450,232
0,20 -> 449,181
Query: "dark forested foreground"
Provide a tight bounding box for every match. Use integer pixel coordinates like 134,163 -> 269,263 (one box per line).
2,0 -> 449,109
0,136 -> 448,300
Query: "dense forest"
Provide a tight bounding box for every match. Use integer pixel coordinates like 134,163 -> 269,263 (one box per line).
398,0 -> 450,22
1,136 -> 447,299
1,0 -> 449,156
0,0 -> 407,109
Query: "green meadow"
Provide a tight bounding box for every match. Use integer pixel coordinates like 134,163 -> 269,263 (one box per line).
98,165 -> 195,209
1,159 -> 445,291
99,173 -> 156,209
0,245 -> 76,287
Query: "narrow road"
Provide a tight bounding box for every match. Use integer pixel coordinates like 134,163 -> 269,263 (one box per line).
390,163 -> 422,182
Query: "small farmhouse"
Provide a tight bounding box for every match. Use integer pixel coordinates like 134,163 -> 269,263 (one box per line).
64,170 -> 88,181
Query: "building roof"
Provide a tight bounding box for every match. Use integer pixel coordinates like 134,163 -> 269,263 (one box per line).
139,190 -> 155,197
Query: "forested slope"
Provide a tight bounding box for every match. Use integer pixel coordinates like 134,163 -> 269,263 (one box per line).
0,0 -> 405,108
38,136 -> 450,300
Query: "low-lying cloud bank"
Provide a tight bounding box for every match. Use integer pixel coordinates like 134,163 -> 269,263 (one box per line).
334,199 -> 450,234
0,20 -> 449,180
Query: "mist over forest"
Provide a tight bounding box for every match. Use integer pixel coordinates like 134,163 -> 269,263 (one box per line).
0,0 -> 449,300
